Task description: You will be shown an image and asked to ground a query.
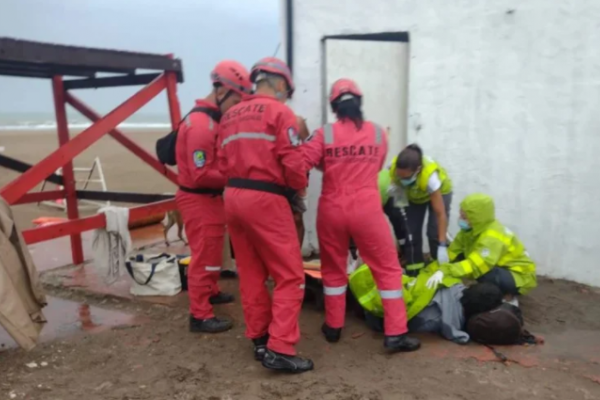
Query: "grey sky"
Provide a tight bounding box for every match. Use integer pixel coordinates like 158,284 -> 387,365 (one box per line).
0,0 -> 280,116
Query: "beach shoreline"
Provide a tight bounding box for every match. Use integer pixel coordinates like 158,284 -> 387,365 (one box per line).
0,129 -> 176,229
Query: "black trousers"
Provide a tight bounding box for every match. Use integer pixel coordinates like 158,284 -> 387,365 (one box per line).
478,267 -> 519,296
402,194 -> 452,265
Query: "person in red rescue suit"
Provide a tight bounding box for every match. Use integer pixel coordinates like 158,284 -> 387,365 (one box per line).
303,78 -> 421,353
217,57 -> 313,373
294,115 -> 311,246
175,60 -> 252,334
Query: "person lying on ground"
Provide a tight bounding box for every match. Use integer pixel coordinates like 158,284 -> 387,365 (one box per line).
426,193 -> 537,305
348,261 -> 529,344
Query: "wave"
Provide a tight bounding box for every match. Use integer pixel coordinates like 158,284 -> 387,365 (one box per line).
0,121 -> 172,131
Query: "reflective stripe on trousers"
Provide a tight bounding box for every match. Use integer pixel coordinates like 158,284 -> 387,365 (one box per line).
322,123 -> 384,145
323,285 -> 347,296
379,289 -> 403,299
221,132 -> 275,147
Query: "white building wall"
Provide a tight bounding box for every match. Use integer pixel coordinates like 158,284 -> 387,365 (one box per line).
283,0 -> 600,287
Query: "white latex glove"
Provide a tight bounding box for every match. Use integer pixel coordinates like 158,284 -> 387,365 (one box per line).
437,245 -> 450,264
426,270 -> 444,290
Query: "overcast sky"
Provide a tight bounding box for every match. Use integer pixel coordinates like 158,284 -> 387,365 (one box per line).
0,0 -> 280,116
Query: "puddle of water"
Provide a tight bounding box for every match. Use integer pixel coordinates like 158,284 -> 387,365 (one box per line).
0,296 -> 144,351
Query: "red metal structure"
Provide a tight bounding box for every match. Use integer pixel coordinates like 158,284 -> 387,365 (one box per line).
0,38 -> 185,265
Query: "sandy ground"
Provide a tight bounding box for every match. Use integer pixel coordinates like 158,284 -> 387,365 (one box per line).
1,278 -> 600,400
2,130 -> 600,399
0,129 -> 175,229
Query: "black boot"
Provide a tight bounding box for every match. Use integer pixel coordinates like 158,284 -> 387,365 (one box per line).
189,316 -> 232,333
252,335 -> 269,361
261,349 -> 314,373
209,292 -> 235,305
384,334 -> 421,352
321,323 -> 342,343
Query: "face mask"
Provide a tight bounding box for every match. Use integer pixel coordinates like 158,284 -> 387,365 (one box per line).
458,218 -> 471,231
400,173 -> 417,187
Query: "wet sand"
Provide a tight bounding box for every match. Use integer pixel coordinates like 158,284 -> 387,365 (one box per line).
0,129 -> 175,229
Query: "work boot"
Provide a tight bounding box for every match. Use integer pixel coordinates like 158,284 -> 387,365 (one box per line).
384,334 -> 421,352
209,292 -> 235,305
321,323 -> 342,343
261,349 -> 314,374
252,335 -> 269,361
189,316 -> 232,333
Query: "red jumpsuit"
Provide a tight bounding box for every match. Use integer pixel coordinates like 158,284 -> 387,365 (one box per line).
175,100 -> 225,320
217,94 -> 307,356
303,120 -> 408,336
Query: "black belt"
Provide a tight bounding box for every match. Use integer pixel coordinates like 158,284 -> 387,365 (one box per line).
227,178 -> 296,201
179,186 -> 223,196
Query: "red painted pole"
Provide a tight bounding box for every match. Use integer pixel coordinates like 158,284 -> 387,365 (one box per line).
52,76 -> 84,265
165,72 -> 182,130
64,92 -> 179,185
0,75 -> 167,205
22,199 -> 177,244
14,190 -> 66,205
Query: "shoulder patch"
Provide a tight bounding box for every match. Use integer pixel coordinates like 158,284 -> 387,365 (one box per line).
288,126 -> 301,147
193,150 -> 206,168
480,248 -> 490,258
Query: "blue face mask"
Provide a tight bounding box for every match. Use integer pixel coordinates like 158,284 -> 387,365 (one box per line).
458,218 -> 471,231
400,173 -> 417,187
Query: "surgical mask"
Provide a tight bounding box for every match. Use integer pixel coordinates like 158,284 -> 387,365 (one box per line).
458,218 -> 471,231
400,174 -> 417,187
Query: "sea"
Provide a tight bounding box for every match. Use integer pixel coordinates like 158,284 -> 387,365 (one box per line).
0,112 -> 172,132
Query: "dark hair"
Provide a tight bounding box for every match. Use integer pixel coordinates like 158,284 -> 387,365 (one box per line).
395,144 -> 423,171
460,283 -> 503,321
332,97 -> 363,129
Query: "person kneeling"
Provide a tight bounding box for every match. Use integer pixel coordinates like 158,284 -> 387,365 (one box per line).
350,263 -> 528,344
426,193 -> 537,305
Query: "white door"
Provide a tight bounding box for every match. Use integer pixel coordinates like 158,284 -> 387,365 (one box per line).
302,38 -> 410,256
323,38 -> 410,165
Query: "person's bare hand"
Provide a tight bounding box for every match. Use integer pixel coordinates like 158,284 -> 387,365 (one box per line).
296,115 -> 310,142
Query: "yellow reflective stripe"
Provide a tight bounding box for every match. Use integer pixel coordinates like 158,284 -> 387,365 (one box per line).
470,252 -> 492,276
484,230 -> 516,252
406,263 -> 425,271
358,287 -> 379,308
470,252 -> 486,268
448,248 -> 459,261
457,260 -> 474,275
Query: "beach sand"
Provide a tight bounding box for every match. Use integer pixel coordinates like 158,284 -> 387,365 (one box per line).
0,129 -> 175,229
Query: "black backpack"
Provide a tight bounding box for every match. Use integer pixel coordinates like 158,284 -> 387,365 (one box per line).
155,106 -> 221,166
466,303 -> 537,345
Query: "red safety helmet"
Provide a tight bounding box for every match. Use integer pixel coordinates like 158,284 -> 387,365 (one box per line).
329,78 -> 363,104
250,57 -> 295,96
210,60 -> 252,95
